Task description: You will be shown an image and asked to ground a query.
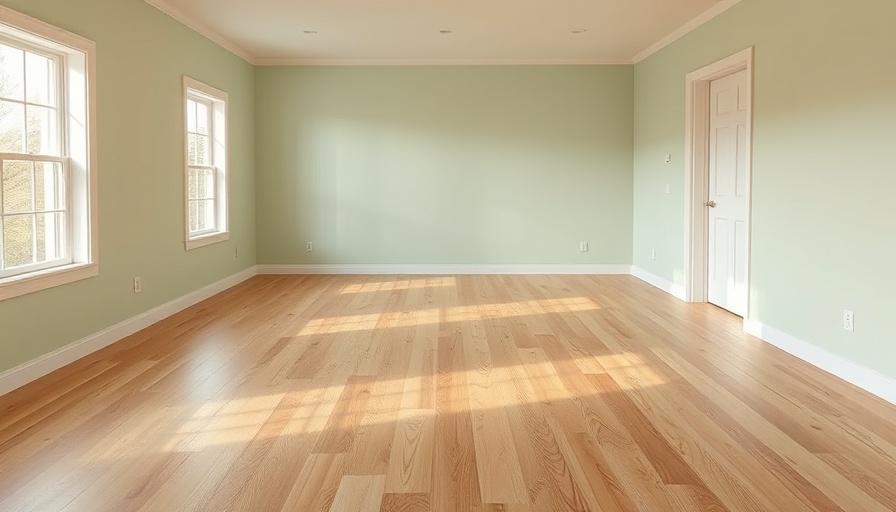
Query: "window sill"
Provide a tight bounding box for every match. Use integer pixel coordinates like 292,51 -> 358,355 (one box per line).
185,232 -> 230,251
0,262 -> 99,302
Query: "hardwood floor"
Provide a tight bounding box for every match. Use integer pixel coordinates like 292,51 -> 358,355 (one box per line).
1,274 -> 895,511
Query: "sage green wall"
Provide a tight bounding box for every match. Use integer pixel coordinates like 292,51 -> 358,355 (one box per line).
633,0 -> 896,377
256,66 -> 633,265
0,0 -> 256,373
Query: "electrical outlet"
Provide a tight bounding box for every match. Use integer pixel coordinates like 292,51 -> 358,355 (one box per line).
651,249 -> 656,260
235,246 -> 239,259
133,277 -> 142,294
306,241 -> 313,252
580,241 -> 589,252
843,309 -> 854,332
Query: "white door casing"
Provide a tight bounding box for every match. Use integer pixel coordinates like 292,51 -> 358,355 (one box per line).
707,70 -> 749,316
684,47 -> 753,322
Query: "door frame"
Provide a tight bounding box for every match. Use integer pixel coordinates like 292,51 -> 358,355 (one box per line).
683,47 -> 754,315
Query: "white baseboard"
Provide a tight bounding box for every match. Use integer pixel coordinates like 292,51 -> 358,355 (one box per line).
257,264 -> 634,275
631,266 -> 687,300
744,319 -> 896,406
11,262 -> 892,411
0,266 -> 257,397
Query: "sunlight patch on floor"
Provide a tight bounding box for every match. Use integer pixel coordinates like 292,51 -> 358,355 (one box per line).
594,352 -> 668,390
340,277 -> 457,294
297,297 -> 601,336
165,393 -> 285,452
161,351 -> 669,452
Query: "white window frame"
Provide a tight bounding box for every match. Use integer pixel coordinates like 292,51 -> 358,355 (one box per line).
183,76 -> 228,250
0,6 -> 98,302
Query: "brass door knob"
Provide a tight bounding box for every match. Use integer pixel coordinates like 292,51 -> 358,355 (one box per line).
704,200 -> 718,208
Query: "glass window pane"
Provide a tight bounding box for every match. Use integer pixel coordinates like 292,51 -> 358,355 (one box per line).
203,169 -> 216,200
35,211 -> 45,262
195,100 -> 209,135
35,211 -> 65,262
187,133 -> 196,165
196,168 -> 214,199
0,43 -> 24,101
26,105 -> 59,155
188,168 -> 198,200
55,162 -> 65,209
34,160 -> 47,211
55,211 -> 66,258
201,199 -> 215,231
3,214 -> 34,268
188,133 -> 210,166
187,134 -> 210,166
25,52 -> 55,106
34,161 -> 64,211
189,200 -> 198,233
199,135 -> 209,165
187,99 -> 197,133
197,167 -> 205,198
2,160 -> 34,214
196,199 -> 206,232
0,100 -> 25,152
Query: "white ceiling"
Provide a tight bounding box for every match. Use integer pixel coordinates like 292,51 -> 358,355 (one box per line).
146,0 -> 739,65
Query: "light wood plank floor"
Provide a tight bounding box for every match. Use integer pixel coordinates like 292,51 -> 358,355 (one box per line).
1,275 -> 895,511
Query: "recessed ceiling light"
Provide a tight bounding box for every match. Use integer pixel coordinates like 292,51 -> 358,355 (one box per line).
571,29 -> 587,34
439,30 -> 453,34
303,30 -> 318,34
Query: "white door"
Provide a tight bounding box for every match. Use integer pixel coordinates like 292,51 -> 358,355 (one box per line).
707,70 -> 749,316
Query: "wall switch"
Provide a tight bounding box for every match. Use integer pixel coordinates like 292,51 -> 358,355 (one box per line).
665,184 -> 671,194
133,277 -> 142,294
235,247 -> 239,259
580,241 -> 589,252
651,249 -> 656,260
664,153 -> 672,163
306,242 -> 313,252
843,310 -> 854,332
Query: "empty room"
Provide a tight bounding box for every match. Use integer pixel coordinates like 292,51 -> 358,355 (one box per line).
0,0 -> 894,510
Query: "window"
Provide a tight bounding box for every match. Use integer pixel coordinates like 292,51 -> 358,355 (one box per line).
0,6 -> 97,301
183,77 -> 228,250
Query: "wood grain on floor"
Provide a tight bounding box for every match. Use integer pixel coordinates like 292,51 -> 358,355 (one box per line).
1,274 -> 895,511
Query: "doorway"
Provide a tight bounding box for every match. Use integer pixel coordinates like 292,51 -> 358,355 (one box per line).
684,48 -> 754,317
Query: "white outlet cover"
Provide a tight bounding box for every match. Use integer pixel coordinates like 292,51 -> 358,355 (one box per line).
843,310 -> 855,332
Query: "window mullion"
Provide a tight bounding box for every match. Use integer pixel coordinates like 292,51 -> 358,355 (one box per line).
21,47 -> 27,153
63,158 -> 71,261
208,107 -> 215,232
30,161 -> 37,264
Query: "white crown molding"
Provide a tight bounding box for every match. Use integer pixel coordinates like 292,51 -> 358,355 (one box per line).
257,264 -> 633,275
152,0 -> 741,67
631,266 -> 687,300
744,319 -> 896,406
254,58 -> 632,67
144,0 -> 256,64
0,266 -> 257,397
632,0 -> 742,64
153,0 -> 743,67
